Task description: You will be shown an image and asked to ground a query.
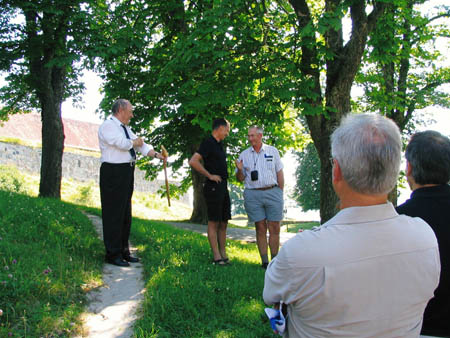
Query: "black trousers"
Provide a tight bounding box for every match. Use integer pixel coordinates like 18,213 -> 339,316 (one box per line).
100,162 -> 135,260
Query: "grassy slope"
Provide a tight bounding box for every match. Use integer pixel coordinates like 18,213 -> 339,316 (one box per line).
0,164 -> 318,337
0,190 -> 104,337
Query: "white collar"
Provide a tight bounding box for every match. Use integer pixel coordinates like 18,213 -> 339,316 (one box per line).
251,143 -> 266,153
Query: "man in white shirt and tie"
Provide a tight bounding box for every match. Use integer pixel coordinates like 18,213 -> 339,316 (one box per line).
98,99 -> 165,267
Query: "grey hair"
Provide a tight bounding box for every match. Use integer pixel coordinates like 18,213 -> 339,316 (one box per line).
112,99 -> 130,115
405,130 -> 450,185
249,125 -> 264,135
331,113 -> 401,194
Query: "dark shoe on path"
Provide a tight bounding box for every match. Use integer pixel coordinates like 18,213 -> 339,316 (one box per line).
123,255 -> 140,263
262,262 -> 269,270
106,257 -> 130,267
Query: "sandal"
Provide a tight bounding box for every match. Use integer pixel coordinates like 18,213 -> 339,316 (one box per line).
212,259 -> 226,266
222,257 -> 231,265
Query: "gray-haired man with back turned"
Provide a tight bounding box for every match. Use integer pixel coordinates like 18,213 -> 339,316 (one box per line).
263,114 -> 440,337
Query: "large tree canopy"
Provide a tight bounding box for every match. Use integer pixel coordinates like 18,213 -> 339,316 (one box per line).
1,0 -> 447,222
282,0 -> 388,221
93,0 -> 386,223
92,0 -> 447,223
0,0 -> 101,198
94,0 -> 303,222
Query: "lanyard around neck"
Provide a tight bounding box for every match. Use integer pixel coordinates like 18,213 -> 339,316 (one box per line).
252,149 -> 261,169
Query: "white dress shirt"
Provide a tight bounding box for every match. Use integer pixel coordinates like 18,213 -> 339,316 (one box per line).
264,203 -> 440,338
237,143 -> 283,189
98,116 -> 151,163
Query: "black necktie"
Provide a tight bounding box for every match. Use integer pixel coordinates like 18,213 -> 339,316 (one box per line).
121,124 -> 136,160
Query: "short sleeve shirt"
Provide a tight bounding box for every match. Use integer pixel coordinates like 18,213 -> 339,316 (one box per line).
237,143 -> 283,189
197,136 -> 228,180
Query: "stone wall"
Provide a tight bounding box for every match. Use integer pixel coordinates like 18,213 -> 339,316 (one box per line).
0,141 -> 190,204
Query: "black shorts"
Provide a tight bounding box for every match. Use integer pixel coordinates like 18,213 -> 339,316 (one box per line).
203,180 -> 231,222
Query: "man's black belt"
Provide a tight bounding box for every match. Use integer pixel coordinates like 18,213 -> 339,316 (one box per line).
103,161 -> 135,167
253,185 -> 277,191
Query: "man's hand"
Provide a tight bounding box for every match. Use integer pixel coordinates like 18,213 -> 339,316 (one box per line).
133,137 -> 144,147
235,159 -> 245,182
235,158 -> 243,171
209,174 -> 222,183
189,152 -> 218,181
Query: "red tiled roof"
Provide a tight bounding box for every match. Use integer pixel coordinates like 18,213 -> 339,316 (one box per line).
0,113 -> 100,151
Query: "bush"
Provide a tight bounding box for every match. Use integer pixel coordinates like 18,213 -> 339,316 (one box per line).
293,143 -> 320,211
68,180 -> 97,207
0,165 -> 29,194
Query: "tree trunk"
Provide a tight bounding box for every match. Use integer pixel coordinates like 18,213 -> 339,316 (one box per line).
307,114 -> 341,224
190,167 -> 207,224
36,59 -> 66,199
289,0 -> 387,223
24,8 -> 67,199
39,96 -> 64,198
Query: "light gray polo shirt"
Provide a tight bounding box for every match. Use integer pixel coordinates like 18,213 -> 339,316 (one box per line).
263,203 -> 440,338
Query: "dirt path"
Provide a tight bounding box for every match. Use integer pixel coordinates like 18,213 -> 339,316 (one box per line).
163,220 -> 296,245
78,214 -> 145,338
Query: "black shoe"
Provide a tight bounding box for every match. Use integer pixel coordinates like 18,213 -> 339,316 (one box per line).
106,257 -> 130,267
123,255 -> 139,263
222,258 -> 231,265
212,259 -> 226,266
262,262 -> 269,270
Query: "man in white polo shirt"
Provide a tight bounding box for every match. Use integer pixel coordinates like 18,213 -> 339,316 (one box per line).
236,126 -> 284,269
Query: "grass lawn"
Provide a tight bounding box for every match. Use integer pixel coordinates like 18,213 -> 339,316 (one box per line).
174,214 -> 320,233
282,221 -> 319,233
0,190 -> 104,337
0,164 -> 318,337
130,218 -> 273,337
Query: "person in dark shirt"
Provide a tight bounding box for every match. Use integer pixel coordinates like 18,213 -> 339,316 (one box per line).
396,130 -> 450,337
189,118 -> 231,266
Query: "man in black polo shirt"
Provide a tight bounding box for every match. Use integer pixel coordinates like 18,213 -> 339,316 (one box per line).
396,130 -> 450,337
189,118 -> 231,266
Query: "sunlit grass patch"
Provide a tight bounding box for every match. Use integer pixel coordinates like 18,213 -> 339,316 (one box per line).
130,218 -> 274,337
